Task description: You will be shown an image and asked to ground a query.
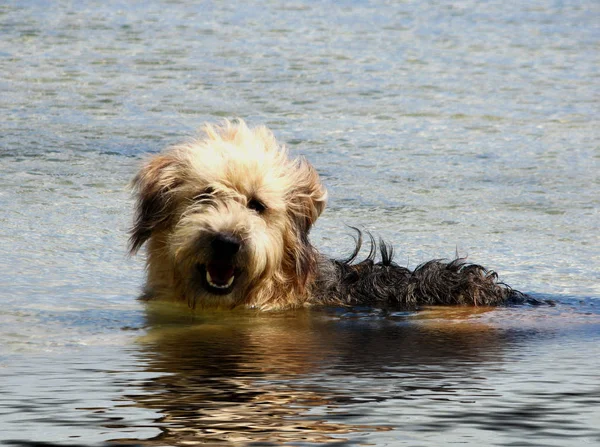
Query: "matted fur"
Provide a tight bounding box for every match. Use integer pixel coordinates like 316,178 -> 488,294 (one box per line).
130,120 -> 534,310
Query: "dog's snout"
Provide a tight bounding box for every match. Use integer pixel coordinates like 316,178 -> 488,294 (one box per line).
211,233 -> 241,257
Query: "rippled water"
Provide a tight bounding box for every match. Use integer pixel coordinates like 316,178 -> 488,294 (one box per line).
1,1 -> 599,446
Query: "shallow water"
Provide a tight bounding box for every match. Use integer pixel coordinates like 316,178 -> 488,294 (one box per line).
1,0 -> 599,446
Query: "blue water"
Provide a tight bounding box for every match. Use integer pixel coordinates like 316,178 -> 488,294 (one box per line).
1,1 -> 599,446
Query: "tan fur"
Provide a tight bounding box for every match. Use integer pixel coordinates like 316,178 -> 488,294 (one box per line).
130,120 -> 327,310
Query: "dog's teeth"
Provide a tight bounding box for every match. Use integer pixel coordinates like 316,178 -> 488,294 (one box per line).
206,270 -> 234,289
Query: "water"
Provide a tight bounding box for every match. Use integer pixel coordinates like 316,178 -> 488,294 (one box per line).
1,0 -> 599,445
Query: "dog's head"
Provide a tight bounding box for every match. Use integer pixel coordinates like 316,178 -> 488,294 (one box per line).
130,120 -> 327,308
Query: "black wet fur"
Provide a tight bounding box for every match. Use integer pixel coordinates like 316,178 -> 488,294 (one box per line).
315,229 -> 547,308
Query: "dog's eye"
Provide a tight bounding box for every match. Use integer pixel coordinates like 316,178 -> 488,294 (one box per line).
193,187 -> 215,201
248,198 -> 266,213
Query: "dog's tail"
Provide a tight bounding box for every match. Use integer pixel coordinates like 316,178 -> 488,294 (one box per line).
319,229 -> 544,308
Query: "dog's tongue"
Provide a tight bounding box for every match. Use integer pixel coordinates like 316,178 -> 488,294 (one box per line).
207,263 -> 235,286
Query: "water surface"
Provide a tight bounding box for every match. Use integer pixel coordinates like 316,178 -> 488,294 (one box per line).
1,1 -> 599,446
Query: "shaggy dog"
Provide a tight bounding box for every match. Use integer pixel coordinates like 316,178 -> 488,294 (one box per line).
130,120 -> 532,310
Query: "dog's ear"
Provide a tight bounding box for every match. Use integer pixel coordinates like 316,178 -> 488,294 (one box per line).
280,158 -> 326,292
288,157 -> 327,234
129,153 -> 182,254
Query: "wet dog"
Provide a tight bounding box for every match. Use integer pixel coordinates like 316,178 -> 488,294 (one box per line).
130,120 -> 530,310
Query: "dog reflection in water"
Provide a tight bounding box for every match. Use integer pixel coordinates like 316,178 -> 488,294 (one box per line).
130,120 -> 530,310
112,305 -> 508,445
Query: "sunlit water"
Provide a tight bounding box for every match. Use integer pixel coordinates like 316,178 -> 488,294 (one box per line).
1,1 -> 599,446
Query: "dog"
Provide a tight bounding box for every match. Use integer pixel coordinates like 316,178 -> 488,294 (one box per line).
130,120 -> 533,310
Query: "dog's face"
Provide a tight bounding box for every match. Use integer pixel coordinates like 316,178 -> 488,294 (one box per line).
130,121 -> 327,309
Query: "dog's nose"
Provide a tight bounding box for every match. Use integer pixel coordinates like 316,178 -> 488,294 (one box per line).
211,233 -> 241,258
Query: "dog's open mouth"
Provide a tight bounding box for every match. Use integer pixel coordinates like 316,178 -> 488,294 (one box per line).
200,263 -> 237,295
